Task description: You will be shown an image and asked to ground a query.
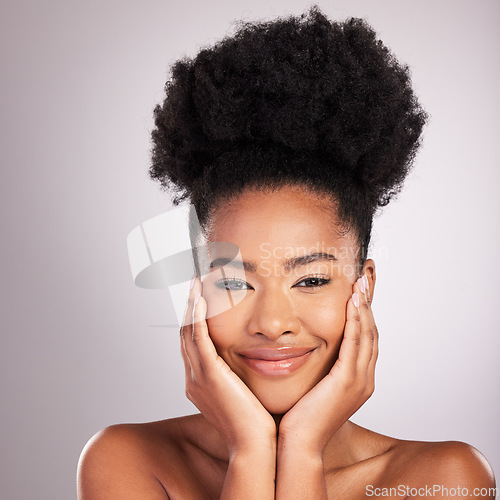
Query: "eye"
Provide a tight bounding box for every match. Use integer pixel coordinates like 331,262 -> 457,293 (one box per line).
293,275 -> 331,288
214,277 -> 252,292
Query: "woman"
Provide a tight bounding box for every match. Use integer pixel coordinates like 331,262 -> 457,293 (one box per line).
78,7 -> 496,499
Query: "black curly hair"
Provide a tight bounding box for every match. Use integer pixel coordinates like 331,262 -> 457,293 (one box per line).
150,6 -> 428,272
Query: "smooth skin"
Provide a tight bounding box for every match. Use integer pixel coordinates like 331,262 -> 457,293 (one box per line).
77,186 -> 496,499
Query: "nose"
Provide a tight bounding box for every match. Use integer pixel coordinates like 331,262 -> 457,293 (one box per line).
246,285 -> 301,340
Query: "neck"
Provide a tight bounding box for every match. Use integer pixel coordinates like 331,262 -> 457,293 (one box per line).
271,415 -> 359,470
272,413 -> 283,432
196,412 -> 366,470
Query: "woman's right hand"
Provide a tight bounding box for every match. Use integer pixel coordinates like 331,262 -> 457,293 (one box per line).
180,275 -> 277,458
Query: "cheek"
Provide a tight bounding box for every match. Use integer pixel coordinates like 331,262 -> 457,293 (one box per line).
202,281 -> 246,351
203,284 -> 247,321
205,303 -> 242,353
298,295 -> 347,347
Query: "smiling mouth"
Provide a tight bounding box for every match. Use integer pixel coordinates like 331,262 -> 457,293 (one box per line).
238,347 -> 316,376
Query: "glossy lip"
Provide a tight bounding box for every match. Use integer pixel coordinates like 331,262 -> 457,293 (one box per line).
238,347 -> 316,376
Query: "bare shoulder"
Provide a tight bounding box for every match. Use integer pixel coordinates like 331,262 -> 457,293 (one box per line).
77,414 -> 217,500
387,439 -> 496,498
339,424 -> 496,499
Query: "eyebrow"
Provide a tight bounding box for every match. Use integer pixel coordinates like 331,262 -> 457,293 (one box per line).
209,251 -> 337,273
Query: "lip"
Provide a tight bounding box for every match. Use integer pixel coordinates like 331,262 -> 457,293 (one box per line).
238,347 -> 316,376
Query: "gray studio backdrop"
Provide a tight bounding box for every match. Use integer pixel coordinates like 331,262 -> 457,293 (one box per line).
1,1 -> 499,498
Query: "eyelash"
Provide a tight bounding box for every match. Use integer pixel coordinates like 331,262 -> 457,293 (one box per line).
214,274 -> 331,291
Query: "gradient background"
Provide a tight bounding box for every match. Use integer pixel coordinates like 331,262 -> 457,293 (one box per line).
1,1 -> 499,498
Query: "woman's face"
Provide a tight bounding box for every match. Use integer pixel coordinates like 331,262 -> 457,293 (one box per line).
201,185 -> 372,414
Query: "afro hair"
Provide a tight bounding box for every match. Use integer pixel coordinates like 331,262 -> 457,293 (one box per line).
149,6 -> 428,264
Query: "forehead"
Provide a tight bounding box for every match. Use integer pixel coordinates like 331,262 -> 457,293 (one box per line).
207,186 -> 356,262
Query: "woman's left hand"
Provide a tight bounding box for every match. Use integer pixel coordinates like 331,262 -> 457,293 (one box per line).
277,274 -> 378,458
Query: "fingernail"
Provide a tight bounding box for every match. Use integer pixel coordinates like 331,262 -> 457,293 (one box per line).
357,277 -> 366,294
190,274 -> 196,289
352,292 -> 359,308
362,274 -> 369,291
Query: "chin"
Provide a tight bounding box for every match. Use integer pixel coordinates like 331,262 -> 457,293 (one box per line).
249,382 -> 307,416
262,399 -> 298,416
261,397 -> 296,415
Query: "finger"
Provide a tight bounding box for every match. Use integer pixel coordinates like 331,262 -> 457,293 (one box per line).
180,284 -> 194,382
365,317 -> 379,393
364,271 -> 379,371
367,321 -> 379,376
355,275 -> 377,369
364,274 -> 373,305
180,326 -> 193,381
180,276 -> 197,334
191,279 -> 219,368
179,284 -> 194,380
334,290 -> 361,378
355,273 -> 378,395
181,276 -> 201,374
